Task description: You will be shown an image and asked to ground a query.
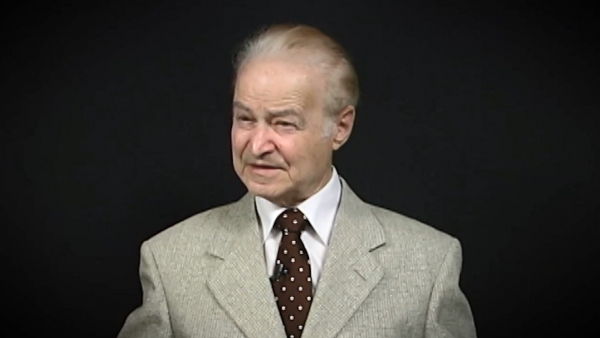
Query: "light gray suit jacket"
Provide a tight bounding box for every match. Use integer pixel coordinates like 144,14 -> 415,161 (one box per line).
117,180 -> 477,338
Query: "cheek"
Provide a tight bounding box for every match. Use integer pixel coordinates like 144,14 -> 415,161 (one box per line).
275,138 -> 299,160
231,130 -> 245,154
305,139 -> 330,164
281,139 -> 318,166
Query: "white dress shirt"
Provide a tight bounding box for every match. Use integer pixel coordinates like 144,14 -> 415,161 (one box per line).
255,167 -> 342,289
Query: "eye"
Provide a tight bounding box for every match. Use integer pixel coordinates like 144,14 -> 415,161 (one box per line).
275,121 -> 296,128
235,114 -> 254,122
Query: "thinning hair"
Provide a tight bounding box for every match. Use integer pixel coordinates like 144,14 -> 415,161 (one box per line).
233,24 -> 359,117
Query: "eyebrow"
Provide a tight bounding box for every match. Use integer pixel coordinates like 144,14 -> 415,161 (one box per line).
233,101 -> 252,113
233,101 -> 302,119
265,109 -> 302,119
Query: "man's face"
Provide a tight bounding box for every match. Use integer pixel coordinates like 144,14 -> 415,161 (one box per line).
231,57 -> 335,206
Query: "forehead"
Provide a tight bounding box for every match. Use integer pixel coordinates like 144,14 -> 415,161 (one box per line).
234,57 -> 325,111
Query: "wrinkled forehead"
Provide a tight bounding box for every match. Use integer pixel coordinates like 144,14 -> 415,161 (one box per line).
233,57 -> 327,110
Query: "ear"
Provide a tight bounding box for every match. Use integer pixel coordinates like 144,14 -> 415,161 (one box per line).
332,105 -> 356,151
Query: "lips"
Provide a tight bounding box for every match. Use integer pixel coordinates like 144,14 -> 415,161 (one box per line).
248,163 -> 280,175
249,163 -> 278,169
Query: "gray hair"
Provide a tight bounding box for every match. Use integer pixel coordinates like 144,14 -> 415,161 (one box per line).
233,24 -> 359,120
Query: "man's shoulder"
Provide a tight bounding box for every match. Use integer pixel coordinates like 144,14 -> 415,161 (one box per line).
144,199 -> 242,249
341,178 -> 457,249
365,202 -> 458,250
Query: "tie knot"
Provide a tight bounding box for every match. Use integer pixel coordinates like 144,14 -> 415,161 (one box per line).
275,208 -> 307,233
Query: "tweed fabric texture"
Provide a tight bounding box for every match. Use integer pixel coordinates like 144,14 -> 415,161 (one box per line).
117,179 -> 477,338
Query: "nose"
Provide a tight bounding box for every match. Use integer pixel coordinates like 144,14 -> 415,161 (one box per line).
249,124 -> 275,157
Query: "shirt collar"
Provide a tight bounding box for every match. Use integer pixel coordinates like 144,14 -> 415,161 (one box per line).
255,167 -> 342,245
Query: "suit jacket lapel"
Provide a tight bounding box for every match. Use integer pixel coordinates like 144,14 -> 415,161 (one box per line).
207,193 -> 287,338
302,180 -> 386,338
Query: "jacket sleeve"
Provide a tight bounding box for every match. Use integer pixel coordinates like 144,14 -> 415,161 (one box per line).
424,239 -> 477,338
117,241 -> 173,338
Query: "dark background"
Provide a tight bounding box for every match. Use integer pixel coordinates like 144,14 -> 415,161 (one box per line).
1,0 -> 598,337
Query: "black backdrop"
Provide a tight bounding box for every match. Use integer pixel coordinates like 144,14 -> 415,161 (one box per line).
1,1 -> 598,337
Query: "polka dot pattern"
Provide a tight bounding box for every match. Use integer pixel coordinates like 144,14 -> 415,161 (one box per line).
271,208 -> 313,338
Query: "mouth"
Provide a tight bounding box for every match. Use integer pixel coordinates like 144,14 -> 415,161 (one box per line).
249,163 -> 278,169
247,163 -> 281,174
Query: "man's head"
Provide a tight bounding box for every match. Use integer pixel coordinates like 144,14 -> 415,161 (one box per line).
231,24 -> 359,206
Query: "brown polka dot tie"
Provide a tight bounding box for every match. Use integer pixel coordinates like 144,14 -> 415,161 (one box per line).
271,208 -> 313,338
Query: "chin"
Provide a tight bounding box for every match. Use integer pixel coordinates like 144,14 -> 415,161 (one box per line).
244,179 -> 287,201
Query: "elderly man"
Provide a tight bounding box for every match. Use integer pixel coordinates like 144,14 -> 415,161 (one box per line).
117,24 -> 477,338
